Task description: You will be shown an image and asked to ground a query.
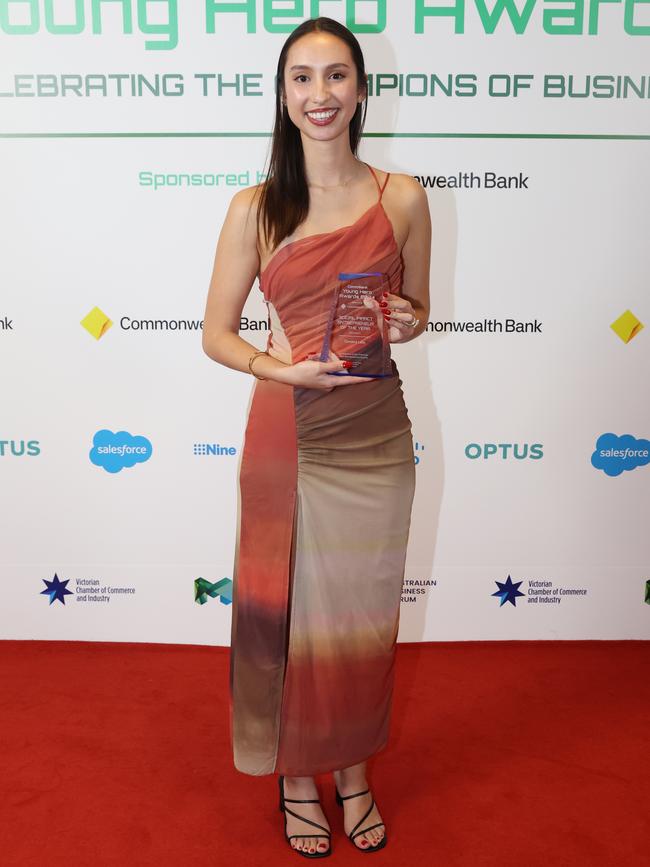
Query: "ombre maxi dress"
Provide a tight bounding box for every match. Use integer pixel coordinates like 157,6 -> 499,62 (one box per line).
229,164 -> 416,777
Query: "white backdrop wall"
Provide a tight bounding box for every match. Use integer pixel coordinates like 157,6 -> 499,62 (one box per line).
1,1 -> 648,644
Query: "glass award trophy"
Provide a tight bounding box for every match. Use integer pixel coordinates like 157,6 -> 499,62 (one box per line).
319,272 -> 393,377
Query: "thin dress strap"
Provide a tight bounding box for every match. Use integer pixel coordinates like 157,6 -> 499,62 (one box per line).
365,163 -> 391,201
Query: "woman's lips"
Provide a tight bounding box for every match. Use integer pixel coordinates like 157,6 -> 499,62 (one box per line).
305,108 -> 339,126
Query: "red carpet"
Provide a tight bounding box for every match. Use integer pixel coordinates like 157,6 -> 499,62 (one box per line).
1,640 -> 648,866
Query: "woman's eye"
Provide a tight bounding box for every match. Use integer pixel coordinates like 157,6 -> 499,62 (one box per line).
331,73 -> 345,80
295,75 -> 308,83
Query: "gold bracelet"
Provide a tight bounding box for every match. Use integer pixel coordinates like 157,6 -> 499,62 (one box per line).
248,349 -> 269,380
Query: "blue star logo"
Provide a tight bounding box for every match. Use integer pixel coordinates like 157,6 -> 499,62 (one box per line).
40,573 -> 74,605
492,575 -> 525,607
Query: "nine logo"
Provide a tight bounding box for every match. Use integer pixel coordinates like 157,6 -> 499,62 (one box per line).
89,430 -> 153,473
193,443 -> 237,456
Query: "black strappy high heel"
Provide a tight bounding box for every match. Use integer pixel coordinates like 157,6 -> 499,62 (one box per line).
278,775 -> 332,858
334,786 -> 387,852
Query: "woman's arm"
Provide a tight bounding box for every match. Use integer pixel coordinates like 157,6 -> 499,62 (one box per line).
386,175 -> 432,344
202,187 -> 372,388
202,187 -> 291,383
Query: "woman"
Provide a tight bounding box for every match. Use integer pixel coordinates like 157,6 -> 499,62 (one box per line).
202,16 -> 431,858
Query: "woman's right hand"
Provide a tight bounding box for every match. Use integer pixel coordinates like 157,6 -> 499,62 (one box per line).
281,356 -> 377,391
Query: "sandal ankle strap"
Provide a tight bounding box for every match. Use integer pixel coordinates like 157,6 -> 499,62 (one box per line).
337,787 -> 370,801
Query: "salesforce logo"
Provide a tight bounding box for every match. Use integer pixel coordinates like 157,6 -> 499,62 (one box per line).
89,429 -> 153,474
591,433 -> 650,477
465,442 -> 543,460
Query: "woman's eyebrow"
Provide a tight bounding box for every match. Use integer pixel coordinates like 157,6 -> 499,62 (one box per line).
289,62 -> 351,72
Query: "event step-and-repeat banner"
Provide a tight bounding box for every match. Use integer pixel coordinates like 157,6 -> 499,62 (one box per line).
1,1 -> 648,644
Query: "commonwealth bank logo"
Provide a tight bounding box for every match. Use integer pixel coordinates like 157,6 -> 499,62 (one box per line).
194,577 -> 233,606
81,306 -> 113,340
610,310 -> 643,344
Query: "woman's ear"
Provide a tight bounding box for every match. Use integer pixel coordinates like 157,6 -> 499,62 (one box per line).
358,73 -> 368,103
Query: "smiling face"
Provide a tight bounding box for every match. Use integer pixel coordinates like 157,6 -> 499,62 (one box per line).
282,32 -> 366,141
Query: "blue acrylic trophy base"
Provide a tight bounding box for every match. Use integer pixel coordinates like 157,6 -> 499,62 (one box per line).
325,371 -> 392,377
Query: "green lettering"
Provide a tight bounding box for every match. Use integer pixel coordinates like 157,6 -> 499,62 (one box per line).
264,0 -> 302,33
625,0 -> 650,34
44,0 -> 84,34
0,0 -> 39,34
474,0 -> 537,33
346,0 -> 386,32
543,0 -> 583,34
243,73 -> 263,95
91,0 -> 133,34
138,0 -> 178,50
206,0 -> 255,33
415,0 -> 465,34
588,0 -> 622,33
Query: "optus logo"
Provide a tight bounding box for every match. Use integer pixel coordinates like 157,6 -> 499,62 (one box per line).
89,430 -> 153,474
0,439 -> 40,457
465,443 -> 543,460
591,433 -> 650,477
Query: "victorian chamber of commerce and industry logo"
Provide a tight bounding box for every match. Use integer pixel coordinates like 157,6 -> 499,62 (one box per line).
89,430 -> 153,473
465,443 -> 543,460
193,443 -> 238,457
39,572 -> 136,605
610,310 -> 644,344
591,433 -> 650,477
0,438 -> 40,457
81,306 -> 204,336
40,573 -> 73,605
492,575 -> 588,607
194,577 -> 233,606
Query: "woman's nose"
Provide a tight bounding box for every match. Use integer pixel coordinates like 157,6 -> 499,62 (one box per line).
311,78 -> 330,104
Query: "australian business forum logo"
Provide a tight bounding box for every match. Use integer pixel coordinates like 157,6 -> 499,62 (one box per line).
90,429 -> 153,473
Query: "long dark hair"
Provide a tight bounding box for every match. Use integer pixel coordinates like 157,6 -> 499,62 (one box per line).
257,17 -> 368,251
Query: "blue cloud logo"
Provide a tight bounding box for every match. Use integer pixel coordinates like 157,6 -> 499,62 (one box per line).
591,433 -> 650,477
90,429 -> 153,474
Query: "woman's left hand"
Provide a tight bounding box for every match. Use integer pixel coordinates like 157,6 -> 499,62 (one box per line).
381,292 -> 420,343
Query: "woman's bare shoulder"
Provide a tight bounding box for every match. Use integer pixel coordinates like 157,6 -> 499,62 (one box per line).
386,171 -> 425,200
227,182 -> 264,220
